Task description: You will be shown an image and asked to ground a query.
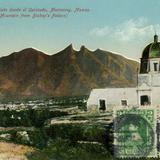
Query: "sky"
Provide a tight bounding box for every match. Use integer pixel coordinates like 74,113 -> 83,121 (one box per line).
0,0 -> 160,61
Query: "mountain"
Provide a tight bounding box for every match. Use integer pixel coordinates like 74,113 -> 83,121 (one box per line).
0,45 -> 139,99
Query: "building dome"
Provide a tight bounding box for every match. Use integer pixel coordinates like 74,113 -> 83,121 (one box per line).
140,35 -> 160,73
142,35 -> 160,59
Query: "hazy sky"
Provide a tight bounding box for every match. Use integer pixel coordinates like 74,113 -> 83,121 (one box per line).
0,0 -> 160,61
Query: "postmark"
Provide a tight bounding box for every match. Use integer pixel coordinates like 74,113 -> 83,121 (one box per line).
114,107 -> 157,158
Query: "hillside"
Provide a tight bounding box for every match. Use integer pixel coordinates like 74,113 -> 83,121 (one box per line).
0,45 -> 139,99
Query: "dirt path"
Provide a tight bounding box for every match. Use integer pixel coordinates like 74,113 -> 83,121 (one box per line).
0,142 -> 34,160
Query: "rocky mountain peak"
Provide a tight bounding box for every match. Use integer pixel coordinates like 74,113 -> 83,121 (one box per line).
0,45 -> 139,100
79,45 -> 89,53
64,44 -> 74,53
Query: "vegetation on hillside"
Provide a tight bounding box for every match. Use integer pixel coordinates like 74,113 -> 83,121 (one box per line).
0,97 -> 114,159
27,138 -> 113,160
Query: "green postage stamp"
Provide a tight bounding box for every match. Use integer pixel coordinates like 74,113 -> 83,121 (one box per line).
114,107 -> 157,158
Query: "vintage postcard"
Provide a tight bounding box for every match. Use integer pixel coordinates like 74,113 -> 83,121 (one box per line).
0,0 -> 160,159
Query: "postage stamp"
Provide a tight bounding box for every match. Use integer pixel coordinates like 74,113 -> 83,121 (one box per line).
114,107 -> 157,158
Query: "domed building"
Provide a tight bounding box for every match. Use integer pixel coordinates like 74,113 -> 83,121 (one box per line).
140,34 -> 160,73
87,35 -> 160,110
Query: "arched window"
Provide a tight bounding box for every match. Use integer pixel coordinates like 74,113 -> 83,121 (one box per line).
140,95 -> 150,105
99,99 -> 106,111
153,62 -> 158,71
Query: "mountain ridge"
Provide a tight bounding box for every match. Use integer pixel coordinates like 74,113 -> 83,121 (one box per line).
0,45 -> 139,100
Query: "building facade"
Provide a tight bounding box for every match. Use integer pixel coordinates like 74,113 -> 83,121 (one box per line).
87,35 -> 160,111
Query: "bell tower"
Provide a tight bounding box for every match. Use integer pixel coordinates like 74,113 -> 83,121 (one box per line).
138,34 -> 160,106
